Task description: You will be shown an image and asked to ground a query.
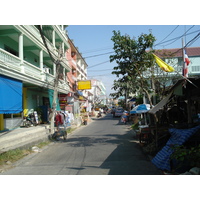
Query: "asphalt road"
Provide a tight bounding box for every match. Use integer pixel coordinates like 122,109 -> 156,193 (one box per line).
1,114 -> 162,175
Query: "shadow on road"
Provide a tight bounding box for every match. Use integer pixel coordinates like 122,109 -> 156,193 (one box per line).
64,127 -> 161,175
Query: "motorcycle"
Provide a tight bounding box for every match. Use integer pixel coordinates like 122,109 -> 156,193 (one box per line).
22,113 -> 38,127
121,115 -> 127,124
121,111 -> 129,124
97,112 -> 102,118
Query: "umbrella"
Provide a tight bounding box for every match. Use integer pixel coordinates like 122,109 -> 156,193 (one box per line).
130,104 -> 151,114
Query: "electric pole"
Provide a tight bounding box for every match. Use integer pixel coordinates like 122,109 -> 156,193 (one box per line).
50,45 -> 63,134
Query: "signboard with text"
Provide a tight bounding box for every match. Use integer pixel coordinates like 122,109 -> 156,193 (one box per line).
77,80 -> 91,90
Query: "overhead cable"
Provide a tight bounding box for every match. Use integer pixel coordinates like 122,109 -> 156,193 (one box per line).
157,25 -> 179,44
155,27 -> 198,47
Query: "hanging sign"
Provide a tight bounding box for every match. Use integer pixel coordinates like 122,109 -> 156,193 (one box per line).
77,80 -> 91,90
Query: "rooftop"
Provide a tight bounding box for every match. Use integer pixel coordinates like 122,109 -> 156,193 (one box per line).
155,47 -> 200,58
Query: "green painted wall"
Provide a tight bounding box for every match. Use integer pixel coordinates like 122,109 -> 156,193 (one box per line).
26,88 -> 49,114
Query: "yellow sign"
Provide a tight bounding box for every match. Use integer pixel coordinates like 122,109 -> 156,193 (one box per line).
78,80 -> 91,90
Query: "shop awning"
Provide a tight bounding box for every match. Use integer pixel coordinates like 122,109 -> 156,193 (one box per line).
149,92 -> 172,114
0,75 -> 22,114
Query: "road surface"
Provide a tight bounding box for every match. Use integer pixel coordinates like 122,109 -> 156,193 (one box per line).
1,114 -> 161,175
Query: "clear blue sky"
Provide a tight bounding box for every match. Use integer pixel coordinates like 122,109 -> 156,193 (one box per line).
67,25 -> 200,96
4,1 -> 200,97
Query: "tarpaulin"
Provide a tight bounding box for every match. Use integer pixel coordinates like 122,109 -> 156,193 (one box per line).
0,75 -> 22,114
151,125 -> 200,172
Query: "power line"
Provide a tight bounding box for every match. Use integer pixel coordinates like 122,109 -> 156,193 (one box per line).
87,73 -> 113,77
158,25 -> 179,44
84,51 -> 114,59
81,46 -> 113,55
155,27 -> 198,47
89,68 -> 113,72
87,60 -> 110,69
185,32 -> 200,47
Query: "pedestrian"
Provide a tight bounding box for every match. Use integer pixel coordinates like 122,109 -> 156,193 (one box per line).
55,111 -> 62,131
64,110 -> 70,127
60,111 -> 67,130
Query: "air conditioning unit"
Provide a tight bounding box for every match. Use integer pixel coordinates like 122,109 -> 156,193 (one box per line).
44,67 -> 50,73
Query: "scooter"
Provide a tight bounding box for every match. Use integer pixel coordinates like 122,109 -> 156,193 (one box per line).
50,130 -> 67,141
97,112 -> 102,118
121,111 -> 129,124
121,115 -> 127,124
22,113 -> 37,127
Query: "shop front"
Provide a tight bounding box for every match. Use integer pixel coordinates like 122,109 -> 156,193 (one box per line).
0,75 -> 23,131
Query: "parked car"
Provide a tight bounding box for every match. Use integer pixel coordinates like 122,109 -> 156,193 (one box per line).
113,109 -> 124,117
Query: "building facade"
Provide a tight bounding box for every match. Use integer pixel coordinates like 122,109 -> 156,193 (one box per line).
154,47 -> 200,76
65,34 -> 88,114
0,25 -> 71,131
88,79 -> 107,106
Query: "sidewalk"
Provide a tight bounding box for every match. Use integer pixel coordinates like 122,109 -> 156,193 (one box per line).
0,124 -> 50,153
0,116 -> 88,153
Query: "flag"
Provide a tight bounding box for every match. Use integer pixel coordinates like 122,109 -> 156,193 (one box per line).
153,54 -> 175,72
183,49 -> 190,77
185,52 -> 190,66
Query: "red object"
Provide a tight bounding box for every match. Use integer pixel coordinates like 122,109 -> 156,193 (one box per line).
183,49 -> 190,77
55,113 -> 63,126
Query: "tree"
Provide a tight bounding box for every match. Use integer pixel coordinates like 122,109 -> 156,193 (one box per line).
110,30 -> 156,107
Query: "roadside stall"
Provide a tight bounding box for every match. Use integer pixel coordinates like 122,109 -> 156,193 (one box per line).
130,104 -> 152,144
148,77 -> 200,173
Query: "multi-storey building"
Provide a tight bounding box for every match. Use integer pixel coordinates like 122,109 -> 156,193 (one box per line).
0,25 -> 71,131
154,47 -> 200,76
88,79 -> 106,106
65,34 -> 88,114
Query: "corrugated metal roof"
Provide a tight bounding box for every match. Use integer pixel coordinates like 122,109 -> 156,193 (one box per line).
155,47 -> 200,58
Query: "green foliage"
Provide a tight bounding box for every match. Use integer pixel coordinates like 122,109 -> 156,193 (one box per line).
131,123 -> 139,130
171,144 -> 200,168
109,30 -> 156,104
0,149 -> 32,165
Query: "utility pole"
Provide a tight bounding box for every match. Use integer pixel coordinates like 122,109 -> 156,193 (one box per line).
50,45 -> 63,134
38,25 -> 65,134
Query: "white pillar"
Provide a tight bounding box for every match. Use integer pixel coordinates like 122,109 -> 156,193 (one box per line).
62,42 -> 65,56
40,50 -> 43,69
52,30 -> 55,48
19,33 -> 24,73
40,50 -> 45,81
63,68 -> 65,81
53,63 -> 56,76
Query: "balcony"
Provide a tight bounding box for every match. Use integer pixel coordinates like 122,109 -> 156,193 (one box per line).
14,25 -> 70,72
0,48 -> 70,93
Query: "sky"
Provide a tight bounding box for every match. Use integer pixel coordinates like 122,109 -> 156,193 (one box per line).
67,25 -> 200,96
3,1 -> 200,97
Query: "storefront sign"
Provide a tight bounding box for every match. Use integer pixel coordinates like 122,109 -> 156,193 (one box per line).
77,80 -> 91,90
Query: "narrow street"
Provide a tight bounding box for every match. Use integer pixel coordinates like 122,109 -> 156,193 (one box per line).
2,114 -> 161,175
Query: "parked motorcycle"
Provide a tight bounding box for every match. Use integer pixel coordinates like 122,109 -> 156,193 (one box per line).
121,115 -> 127,124
121,111 -> 129,124
22,113 -> 38,127
97,112 -> 102,118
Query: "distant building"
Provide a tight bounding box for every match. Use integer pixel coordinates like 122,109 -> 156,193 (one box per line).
88,79 -> 107,106
65,34 -> 88,114
154,47 -> 200,76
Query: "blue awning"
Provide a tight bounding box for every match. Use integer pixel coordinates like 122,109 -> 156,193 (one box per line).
77,90 -> 83,96
0,75 -> 22,114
